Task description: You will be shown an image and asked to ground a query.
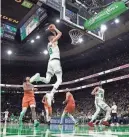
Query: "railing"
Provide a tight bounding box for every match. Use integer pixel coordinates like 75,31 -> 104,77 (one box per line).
1,64 -> 129,93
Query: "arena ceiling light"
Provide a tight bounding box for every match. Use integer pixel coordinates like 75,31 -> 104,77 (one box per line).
114,18 -> 120,24
36,35 -> 40,39
7,50 -> 12,55
100,24 -> 107,32
43,50 -> 48,55
56,19 -> 60,23
31,39 -> 35,43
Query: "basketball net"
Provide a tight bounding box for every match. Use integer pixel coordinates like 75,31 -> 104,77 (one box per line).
69,29 -> 84,45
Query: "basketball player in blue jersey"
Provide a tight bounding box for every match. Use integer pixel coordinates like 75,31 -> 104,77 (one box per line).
88,84 -> 111,127
30,24 -> 62,94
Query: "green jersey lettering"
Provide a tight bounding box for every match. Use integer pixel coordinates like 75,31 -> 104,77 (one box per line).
48,47 -> 53,55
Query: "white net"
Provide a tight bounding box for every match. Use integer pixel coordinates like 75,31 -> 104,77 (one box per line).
69,29 -> 84,45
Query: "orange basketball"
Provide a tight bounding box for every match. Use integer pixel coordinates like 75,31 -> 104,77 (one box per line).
48,24 -> 55,31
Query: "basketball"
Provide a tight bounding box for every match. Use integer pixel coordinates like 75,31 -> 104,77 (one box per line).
48,24 -> 55,31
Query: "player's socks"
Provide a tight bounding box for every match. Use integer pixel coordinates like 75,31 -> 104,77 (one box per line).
30,73 -> 40,83
19,110 -> 26,123
34,120 -> 40,127
74,121 -> 79,127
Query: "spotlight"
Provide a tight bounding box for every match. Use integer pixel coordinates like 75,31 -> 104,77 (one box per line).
100,24 -> 107,32
78,38 -> 83,43
56,19 -> 60,23
43,50 -> 48,55
7,50 -> 12,55
31,39 -> 35,43
114,18 -> 120,24
36,35 -> 40,39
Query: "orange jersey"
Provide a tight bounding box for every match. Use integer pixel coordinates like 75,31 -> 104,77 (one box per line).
23,82 -> 34,97
65,93 -> 75,113
67,93 -> 75,105
22,82 -> 35,108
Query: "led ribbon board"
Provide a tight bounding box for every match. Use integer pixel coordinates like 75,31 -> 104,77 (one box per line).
84,2 -> 128,30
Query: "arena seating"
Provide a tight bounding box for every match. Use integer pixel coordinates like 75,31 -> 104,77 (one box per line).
1,52 -> 129,124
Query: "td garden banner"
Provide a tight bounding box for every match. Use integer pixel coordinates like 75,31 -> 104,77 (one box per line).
84,1 -> 128,30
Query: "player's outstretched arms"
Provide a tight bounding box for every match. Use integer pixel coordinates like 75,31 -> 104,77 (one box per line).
51,25 -> 62,43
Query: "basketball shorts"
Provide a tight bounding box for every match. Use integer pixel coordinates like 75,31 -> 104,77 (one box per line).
64,104 -> 75,113
47,59 -> 62,76
95,99 -> 109,111
44,105 -> 52,116
22,96 -> 36,108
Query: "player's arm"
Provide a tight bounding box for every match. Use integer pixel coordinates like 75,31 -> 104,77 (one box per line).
91,87 -> 99,95
42,96 -> 46,104
63,92 -> 69,104
51,26 -> 62,44
23,83 -> 37,91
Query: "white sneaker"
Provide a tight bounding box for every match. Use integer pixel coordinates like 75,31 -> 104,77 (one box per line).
111,123 -> 114,126
30,73 -> 40,83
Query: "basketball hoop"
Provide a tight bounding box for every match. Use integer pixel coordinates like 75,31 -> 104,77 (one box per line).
69,29 -> 84,45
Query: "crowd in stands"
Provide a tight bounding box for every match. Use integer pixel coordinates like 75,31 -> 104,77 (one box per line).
1,80 -> 129,124
1,52 -> 129,124
1,52 -> 129,84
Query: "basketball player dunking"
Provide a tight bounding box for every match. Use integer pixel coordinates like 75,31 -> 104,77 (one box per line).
30,24 -> 62,95
88,84 -> 111,127
42,92 -> 54,124
19,77 -> 39,127
60,89 -> 77,126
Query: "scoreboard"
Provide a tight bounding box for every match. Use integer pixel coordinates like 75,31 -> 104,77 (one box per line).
20,7 -> 47,40
0,23 -> 17,41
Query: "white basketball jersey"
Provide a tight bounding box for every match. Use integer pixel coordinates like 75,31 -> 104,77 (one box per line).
46,92 -> 54,106
48,41 -> 60,60
95,87 -> 104,101
112,105 -> 117,113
